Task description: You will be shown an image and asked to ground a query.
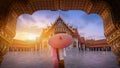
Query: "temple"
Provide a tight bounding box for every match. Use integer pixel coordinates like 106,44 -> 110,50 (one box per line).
36,16 -> 82,51
36,16 -> 111,52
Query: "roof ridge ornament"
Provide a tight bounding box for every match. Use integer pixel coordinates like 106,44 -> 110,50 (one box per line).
58,10 -> 62,19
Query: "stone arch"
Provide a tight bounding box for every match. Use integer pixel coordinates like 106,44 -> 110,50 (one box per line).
0,0 -> 120,63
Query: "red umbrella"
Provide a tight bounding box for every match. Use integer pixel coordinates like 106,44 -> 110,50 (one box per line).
48,33 -> 73,49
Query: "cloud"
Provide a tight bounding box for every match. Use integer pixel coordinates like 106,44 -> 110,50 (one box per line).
20,14 -> 36,24
60,10 -> 103,30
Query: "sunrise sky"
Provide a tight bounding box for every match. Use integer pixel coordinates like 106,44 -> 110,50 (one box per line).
14,10 -> 105,41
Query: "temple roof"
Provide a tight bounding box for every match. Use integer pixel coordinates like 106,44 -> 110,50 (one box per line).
45,16 -> 76,34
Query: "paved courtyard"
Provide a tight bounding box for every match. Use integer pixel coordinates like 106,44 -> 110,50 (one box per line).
0,48 -> 119,68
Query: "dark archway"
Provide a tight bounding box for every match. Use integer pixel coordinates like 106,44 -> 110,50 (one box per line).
0,0 -> 120,64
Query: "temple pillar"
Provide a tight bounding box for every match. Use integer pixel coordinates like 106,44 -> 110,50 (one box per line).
78,42 -> 80,51
84,45 -> 87,51
81,43 -> 83,51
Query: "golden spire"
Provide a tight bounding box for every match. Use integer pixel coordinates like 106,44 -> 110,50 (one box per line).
58,10 -> 61,18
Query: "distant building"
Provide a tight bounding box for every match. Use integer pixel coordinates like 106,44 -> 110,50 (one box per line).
9,39 -> 35,52
85,39 -> 111,51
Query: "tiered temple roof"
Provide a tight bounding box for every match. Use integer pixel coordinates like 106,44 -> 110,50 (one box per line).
40,16 -> 81,39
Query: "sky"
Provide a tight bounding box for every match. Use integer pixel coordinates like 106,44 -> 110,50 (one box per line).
14,10 -> 105,41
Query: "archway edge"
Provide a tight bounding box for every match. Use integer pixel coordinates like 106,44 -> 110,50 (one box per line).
9,0 -> 110,16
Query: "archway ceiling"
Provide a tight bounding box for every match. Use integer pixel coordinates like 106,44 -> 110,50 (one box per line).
0,0 -> 119,23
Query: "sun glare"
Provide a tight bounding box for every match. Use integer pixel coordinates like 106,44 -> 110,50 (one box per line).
27,34 -> 37,40
14,33 -> 38,41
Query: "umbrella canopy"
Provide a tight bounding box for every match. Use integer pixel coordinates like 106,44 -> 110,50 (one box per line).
48,33 -> 73,48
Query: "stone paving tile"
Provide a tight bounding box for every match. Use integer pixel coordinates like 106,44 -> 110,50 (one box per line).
0,49 -> 119,68
64,49 -> 119,68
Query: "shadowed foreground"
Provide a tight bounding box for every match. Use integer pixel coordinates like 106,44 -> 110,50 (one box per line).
0,49 -> 119,68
